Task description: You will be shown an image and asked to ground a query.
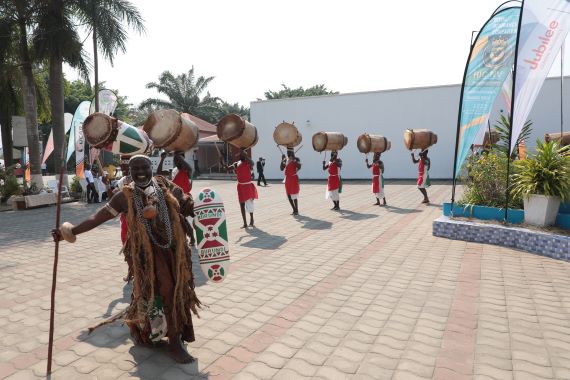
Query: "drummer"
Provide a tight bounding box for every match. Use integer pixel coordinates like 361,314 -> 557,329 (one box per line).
323,151 -> 342,210
224,149 -> 258,228
366,152 -> 386,206
280,148 -> 301,215
157,151 -> 196,245
411,149 -> 431,204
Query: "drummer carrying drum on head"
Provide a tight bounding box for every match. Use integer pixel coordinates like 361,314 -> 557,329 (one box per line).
223,149 -> 258,228
280,148 -> 301,215
411,149 -> 431,204
366,152 -> 386,206
323,151 -> 342,210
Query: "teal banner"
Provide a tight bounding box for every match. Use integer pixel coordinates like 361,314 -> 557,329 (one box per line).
455,7 -> 520,175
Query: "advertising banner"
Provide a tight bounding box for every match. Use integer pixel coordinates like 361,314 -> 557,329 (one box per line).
455,7 -> 520,175
511,0 -> 570,152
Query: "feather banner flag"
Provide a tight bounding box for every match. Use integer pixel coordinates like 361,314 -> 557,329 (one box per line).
66,101 -> 91,177
510,0 -> 570,153
454,6 -> 520,176
89,89 -> 118,116
42,113 -> 73,165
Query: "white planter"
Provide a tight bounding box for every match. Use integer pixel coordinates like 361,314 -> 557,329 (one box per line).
523,194 -> 561,227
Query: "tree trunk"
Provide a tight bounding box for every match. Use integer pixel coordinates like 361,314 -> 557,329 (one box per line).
49,56 -> 66,183
15,6 -> 43,187
0,113 -> 14,168
93,24 -> 99,112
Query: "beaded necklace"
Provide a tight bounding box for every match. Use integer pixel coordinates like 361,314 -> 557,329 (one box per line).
133,178 -> 173,248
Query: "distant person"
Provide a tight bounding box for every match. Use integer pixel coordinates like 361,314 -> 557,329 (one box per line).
323,151 -> 342,210
84,163 -> 99,203
411,149 -> 431,204
41,163 -> 47,176
366,152 -> 386,206
280,149 -> 301,215
256,157 -> 267,186
192,149 -> 200,176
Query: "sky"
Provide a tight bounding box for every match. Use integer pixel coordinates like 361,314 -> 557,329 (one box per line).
61,0 -> 570,109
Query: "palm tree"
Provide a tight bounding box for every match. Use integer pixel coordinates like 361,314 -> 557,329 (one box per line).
139,67 -> 221,123
34,0 -> 90,176
5,0 -> 45,187
0,17 -> 21,168
73,0 -> 145,111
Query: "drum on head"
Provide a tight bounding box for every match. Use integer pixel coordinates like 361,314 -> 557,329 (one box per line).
143,109 -> 199,152
83,113 -> 118,149
274,122 -> 302,148
312,132 -> 348,152
217,114 -> 258,149
357,133 -> 391,154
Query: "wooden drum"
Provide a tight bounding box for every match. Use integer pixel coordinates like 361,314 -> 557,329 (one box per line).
143,109 -> 199,152
403,129 -> 437,150
273,122 -> 302,148
312,132 -> 348,152
545,132 -> 570,146
217,114 -> 258,148
357,134 -> 391,154
83,112 -> 118,149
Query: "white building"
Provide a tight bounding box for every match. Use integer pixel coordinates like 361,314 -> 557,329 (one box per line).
250,76 -> 570,180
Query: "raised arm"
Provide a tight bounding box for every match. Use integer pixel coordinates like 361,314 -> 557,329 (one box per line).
52,191 -> 127,242
365,158 -> 372,169
280,155 -> 286,171
411,153 -> 419,164
322,161 -> 329,170
295,158 -> 302,171
156,152 -> 169,176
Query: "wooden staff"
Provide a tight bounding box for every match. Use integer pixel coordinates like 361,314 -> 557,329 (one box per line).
276,144 -> 284,155
47,152 -> 66,375
294,145 -> 303,154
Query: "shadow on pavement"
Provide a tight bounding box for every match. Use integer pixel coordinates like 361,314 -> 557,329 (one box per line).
103,283 -> 131,318
384,205 -> 422,214
235,228 -> 287,250
338,209 -> 378,221
293,214 -> 333,230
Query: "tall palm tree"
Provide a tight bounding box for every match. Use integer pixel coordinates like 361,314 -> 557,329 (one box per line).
6,0 -> 45,187
0,17 -> 21,168
34,0 -> 90,176
73,0 -> 145,111
139,67 -> 221,123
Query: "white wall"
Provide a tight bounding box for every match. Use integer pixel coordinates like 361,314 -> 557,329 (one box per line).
250,76 -> 570,179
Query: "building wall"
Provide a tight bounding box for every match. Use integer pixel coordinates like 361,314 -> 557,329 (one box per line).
250,76 -> 570,180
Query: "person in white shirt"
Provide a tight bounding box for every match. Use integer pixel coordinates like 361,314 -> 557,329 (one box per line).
84,163 -> 99,203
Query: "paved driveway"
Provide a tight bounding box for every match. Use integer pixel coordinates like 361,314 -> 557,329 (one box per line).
1,180 -> 570,380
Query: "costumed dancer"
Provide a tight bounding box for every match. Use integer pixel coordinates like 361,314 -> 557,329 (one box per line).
158,151 -> 196,245
411,149 -> 431,204
366,152 -> 386,206
224,149 -> 258,228
280,148 -> 301,215
323,151 -> 342,210
52,155 -> 201,363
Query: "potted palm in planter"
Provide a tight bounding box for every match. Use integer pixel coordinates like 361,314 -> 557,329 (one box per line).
512,140 -> 570,227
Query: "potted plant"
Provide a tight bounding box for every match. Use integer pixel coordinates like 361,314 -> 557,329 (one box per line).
512,140 -> 570,227
69,176 -> 83,199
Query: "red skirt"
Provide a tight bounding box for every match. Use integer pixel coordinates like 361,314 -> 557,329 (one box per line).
237,182 -> 258,203
372,175 -> 380,194
285,175 -> 299,195
328,175 -> 340,191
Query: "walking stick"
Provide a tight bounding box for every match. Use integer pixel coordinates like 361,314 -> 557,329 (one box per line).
47,155 -> 66,376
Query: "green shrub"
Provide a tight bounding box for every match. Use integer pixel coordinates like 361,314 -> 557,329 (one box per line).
70,176 -> 82,193
511,140 -> 570,202
459,151 -> 522,209
0,166 -> 23,201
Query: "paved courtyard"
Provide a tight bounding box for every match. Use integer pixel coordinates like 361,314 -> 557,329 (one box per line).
1,180 -> 570,380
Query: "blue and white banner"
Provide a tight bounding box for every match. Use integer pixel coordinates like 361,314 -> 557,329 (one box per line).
511,0 -> 570,153
455,7 -> 520,176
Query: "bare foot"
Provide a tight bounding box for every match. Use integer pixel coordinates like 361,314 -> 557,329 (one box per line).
168,343 -> 195,364
422,199 -> 430,204
249,223 -> 255,228
240,224 -> 248,229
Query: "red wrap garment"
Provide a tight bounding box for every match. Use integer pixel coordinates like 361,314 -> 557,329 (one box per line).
284,160 -> 300,195
372,163 -> 381,194
327,161 -> 340,191
173,168 -> 191,194
236,160 -> 258,202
